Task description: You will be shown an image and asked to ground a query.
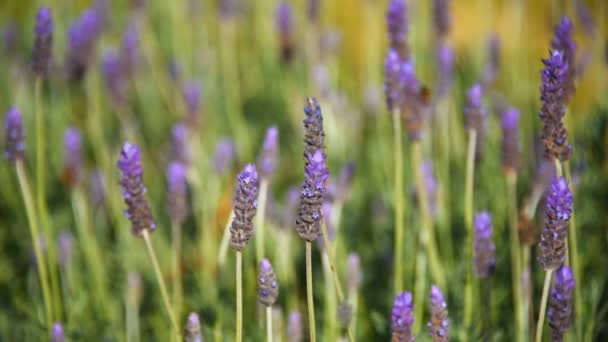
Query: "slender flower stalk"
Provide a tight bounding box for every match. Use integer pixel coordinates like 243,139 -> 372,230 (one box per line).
185,312 -> 203,342
391,291 -> 414,341
428,285 -> 449,342
256,126 -> 279,263
548,265 -> 575,342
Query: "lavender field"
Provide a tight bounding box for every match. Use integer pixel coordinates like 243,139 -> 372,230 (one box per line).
0,0 -> 607,341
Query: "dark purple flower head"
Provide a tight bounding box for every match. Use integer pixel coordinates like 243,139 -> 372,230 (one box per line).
501,107 -> 520,172
551,16 -> 576,102
428,285 -> 449,341
185,312 -> 203,342
538,177 -> 572,270
171,122 -> 189,166
464,83 -> 488,159
346,253 -> 362,292
102,49 -> 127,107
117,142 -> 156,237
540,50 -> 572,161
258,258 -> 279,306
391,291 -> 414,342
287,311 -> 303,342
473,211 -> 496,278
120,23 -> 139,78
548,265 -> 575,342
386,0 -> 409,60
32,6 -> 53,77
51,322 -> 65,342
275,2 -> 294,62
213,137 -> 236,175
230,164 -> 259,251
58,230 -> 74,268
432,0 -> 451,39
257,125 -> 279,178
303,98 -> 325,162
62,127 -> 83,188
296,150 -> 329,241
4,107 -> 25,161
183,81 -> 201,126
436,42 -> 454,98
166,161 -> 188,225
66,9 -> 102,81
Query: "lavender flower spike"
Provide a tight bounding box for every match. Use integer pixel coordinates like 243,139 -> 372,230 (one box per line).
229,164 -> 259,251
183,81 -> 201,126
287,311 -> 303,342
102,49 -> 127,107
258,125 -> 279,178
538,177 -> 572,270
303,98 -> 325,161
386,0 -> 409,60
296,149 -> 329,242
4,107 -> 25,161
548,265 -> 575,342
66,9 -> 101,81
32,6 -> 53,77
464,84 -> 488,159
473,211 -> 496,278
185,312 -> 203,342
166,161 -> 187,225
171,122 -> 189,166
276,2 -> 294,62
117,142 -> 156,237
428,285 -> 449,342
62,127 -> 83,188
384,49 -> 403,111
540,50 -> 572,161
501,107 -> 520,173
391,291 -> 415,342
51,322 -> 66,342
551,16 -> 576,102
258,258 -> 279,306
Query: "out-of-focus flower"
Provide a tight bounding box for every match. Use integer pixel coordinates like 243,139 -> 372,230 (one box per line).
58,230 -> 74,268
66,9 -> 102,81
346,253 -> 362,292
428,285 -> 449,341
51,322 -> 66,342
276,2 -> 294,63
213,137 -> 236,175
171,123 -> 189,166
166,161 -> 187,225
501,107 -> 520,173
432,0 -> 450,39
185,312 -> 203,342
436,42 -> 454,99
473,211 -> 496,278
32,6 -> 53,77
4,107 -> 25,161
287,311 -> 303,342
464,84 -> 488,160
257,126 -> 279,178
386,0 -> 409,60
62,127 -> 83,189
102,49 -> 127,107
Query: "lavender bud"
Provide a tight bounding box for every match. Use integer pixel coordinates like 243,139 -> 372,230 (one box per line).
258,258 -> 279,306
391,291 -> 415,342
171,123 -> 189,166
183,81 -> 201,127
51,322 -> 66,342
540,50 -> 572,161
62,127 -> 83,188
464,84 -> 488,160
296,150 -> 329,242
185,312 -> 203,342
432,0 -> 451,39
346,253 -> 362,292
276,2 -> 294,63
4,107 -> 25,161
120,23 -> 139,79
58,230 -> 74,268
551,17 -> 576,102
436,42 -> 454,99
501,107 -> 520,172
538,177 -> 572,270
386,0 -> 409,60
428,285 -> 449,342
548,265 -> 575,342
32,6 -> 53,77
257,126 -> 279,178
102,49 -> 127,107
117,142 -> 156,237
166,161 -> 187,225
473,211 -> 496,278
287,311 -> 303,342
213,137 -> 236,175
230,164 -> 259,251
66,9 -> 102,81
303,98 -> 325,162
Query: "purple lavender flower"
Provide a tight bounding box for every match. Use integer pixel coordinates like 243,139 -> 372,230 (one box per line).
185,312 -> 203,342
51,322 -> 66,342
229,164 -> 259,251
171,122 -> 189,166
539,50 -> 572,161
58,230 -> 74,268
117,142 -> 156,237
432,0 -> 451,39
287,311 -> 303,342
428,285 -> 449,341
551,16 -> 576,102
120,23 -> 139,79
386,0 -> 409,60
501,107 -> 520,172
66,9 -> 102,81
464,84 -> 488,159
538,177 -> 572,270
473,211 -> 496,278
384,49 -> 404,111
391,291 -> 414,342
102,49 -> 127,107
62,127 -> 83,188
183,81 -> 201,126
4,107 -> 25,161
436,42 -> 454,98
276,2 -> 294,62
548,265 -> 575,342
32,6 -> 53,77
258,258 -> 279,306
258,126 -> 279,179
296,150 -> 329,242
303,98 -> 325,162
213,137 -> 236,174
166,161 -> 187,225
346,253 -> 362,292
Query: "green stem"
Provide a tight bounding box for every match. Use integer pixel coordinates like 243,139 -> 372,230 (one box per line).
142,230 -> 180,338
171,221 -> 182,322
563,163 -> 582,340
256,179 -> 269,263
535,270 -> 553,342
392,108 -> 405,293
218,210 -> 235,267
507,172 -> 525,342
16,160 -> 53,329
322,255 -> 336,341
412,250 -> 427,333
463,129 -> 477,329
306,242 -> 316,342
236,251 -> 243,342
266,305 -> 273,342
